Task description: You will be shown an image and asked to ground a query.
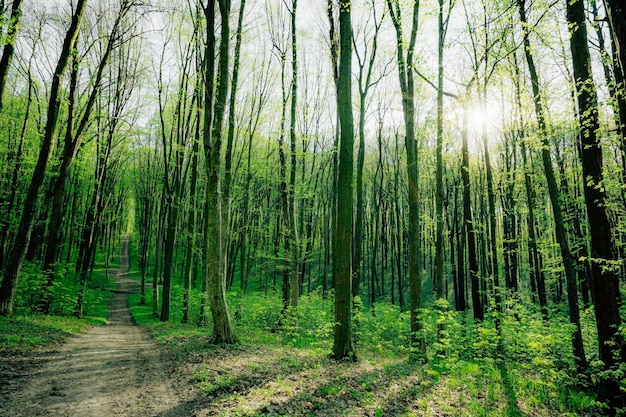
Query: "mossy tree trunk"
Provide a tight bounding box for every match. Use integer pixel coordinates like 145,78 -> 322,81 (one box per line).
332,0 -> 355,361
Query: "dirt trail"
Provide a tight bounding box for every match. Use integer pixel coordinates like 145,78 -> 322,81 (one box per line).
1,237 -> 182,417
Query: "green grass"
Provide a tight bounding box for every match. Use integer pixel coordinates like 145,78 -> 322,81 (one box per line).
0,314 -> 97,354
0,247 -> 117,355
126,266 -> 603,416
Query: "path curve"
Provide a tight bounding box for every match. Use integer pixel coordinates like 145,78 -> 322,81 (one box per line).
1,237 -> 182,416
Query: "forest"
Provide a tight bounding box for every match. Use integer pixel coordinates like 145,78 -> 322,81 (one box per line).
0,0 -> 625,415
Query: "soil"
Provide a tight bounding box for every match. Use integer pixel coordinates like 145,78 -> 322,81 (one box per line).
0,238 -> 186,417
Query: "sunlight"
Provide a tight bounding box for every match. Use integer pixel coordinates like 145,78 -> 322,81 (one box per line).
465,104 -> 488,133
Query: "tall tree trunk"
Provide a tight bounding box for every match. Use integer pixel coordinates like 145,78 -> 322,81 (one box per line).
183,100 -> 201,324
512,50 -> 547,318
479,94 -> 501,317
223,0 -> 246,294
203,0 -> 236,344
199,0 -> 216,326
386,0 -> 422,350
276,47 -> 290,316
461,102 -> 482,321
0,0 -> 87,317
332,0 -> 355,361
604,1 -> 626,122
518,0 -> 587,372
288,0 -> 300,308
452,182 -> 466,311
0,0 -> 22,111
501,133 -> 518,294
565,0 -> 625,410
434,0 -> 448,303
353,0 -> 383,299
327,0 -> 340,292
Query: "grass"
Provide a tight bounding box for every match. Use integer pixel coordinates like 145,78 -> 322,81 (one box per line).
0,251 -> 116,355
0,314 -> 96,355
126,267 -> 603,416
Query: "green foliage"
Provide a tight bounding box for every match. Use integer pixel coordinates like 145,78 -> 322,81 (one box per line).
126,267 -> 607,416
0,314 -> 93,354
229,291 -> 283,333
11,260 -> 112,320
415,299 -> 468,364
361,303 -> 411,355
12,262 -> 45,312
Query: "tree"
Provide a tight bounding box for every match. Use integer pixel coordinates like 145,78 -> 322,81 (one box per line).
565,0 -> 625,410
222,0 -> 246,296
267,0 -> 299,317
352,0 -> 387,299
157,27 -> 196,322
604,0 -> 625,74
517,0 -> 587,372
0,0 -> 23,111
0,0 -> 87,317
203,0 -> 236,344
386,0 -> 422,351
460,100 -> 483,321
435,0 -> 454,303
332,0 -> 355,361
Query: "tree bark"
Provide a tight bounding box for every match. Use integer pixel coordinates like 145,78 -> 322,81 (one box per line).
0,0 -> 23,111
332,0 -> 355,361
386,0 -> 422,350
565,0 -> 624,410
203,0 -> 236,344
518,0 -> 587,371
0,0 -> 87,317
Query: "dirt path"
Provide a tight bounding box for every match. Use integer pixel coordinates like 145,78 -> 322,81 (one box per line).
1,237 -> 182,417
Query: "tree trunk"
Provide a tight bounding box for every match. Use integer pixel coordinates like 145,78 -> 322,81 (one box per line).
386,0 -> 422,350
182,110 -> 200,323
518,0 -> 587,372
434,0 -> 446,303
479,95 -> 501,318
0,0 -> 86,317
203,0 -> 236,344
332,0 -> 355,361
288,0 -> 300,308
565,0 -> 624,410
461,103 -> 482,321
223,0 -> 246,298
0,0 -> 22,111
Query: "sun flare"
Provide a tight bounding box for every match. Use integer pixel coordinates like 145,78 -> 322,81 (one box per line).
465,105 -> 488,132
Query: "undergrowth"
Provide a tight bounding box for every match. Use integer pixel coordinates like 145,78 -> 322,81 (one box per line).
128,273 -> 604,416
0,253 -> 116,354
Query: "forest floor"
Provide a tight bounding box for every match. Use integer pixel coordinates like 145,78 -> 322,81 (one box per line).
0,238 -> 188,417
0,237 -> 602,416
